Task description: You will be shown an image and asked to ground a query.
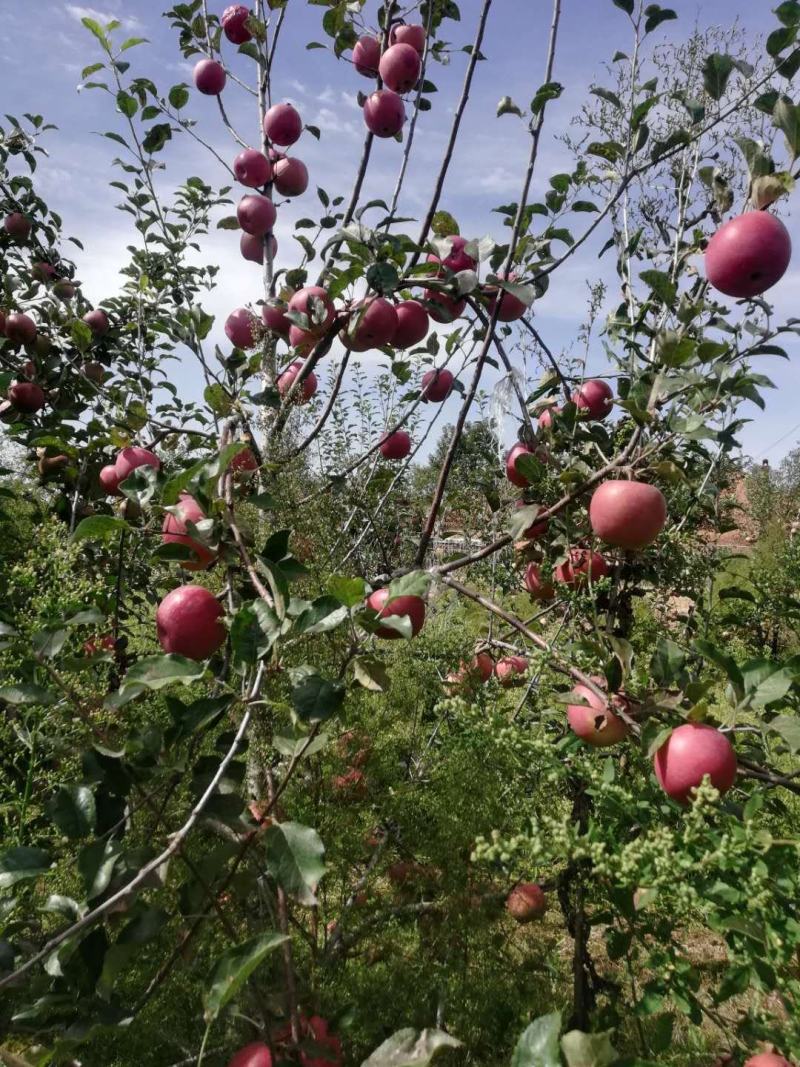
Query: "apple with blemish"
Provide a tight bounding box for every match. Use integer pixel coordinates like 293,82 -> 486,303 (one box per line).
221,5 -> 252,44
506,883 -> 546,923
567,679 -> 630,747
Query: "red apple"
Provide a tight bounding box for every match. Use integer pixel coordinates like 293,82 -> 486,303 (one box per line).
744,1055 -> 794,1067
229,447 -> 259,475
538,404 -> 559,429
705,211 -> 791,298
289,326 -> 318,355
156,585 -> 226,660
421,368 -> 454,402
237,194 -> 276,235
427,235 -> 476,273
379,429 -> 411,460
424,289 -> 465,323
8,381 -> 45,413
83,309 -> 109,337
390,24 -> 426,53
99,464 -> 123,496
289,286 -> 334,333
233,149 -> 272,188
284,1015 -> 343,1067
505,442 -> 537,488
193,59 -> 226,95
514,500 -> 548,540
506,883 -> 546,923
342,297 -> 397,350
567,679 -> 629,747
4,212 -> 31,239
523,562 -> 555,601
264,102 -> 303,146
495,655 -> 529,686
573,379 -> 613,420
225,307 -> 258,348
353,35 -> 380,76
240,232 -> 278,263
554,548 -> 609,588
484,273 -> 527,321
278,360 -> 317,404
262,301 -> 291,338
469,652 -> 494,683
115,446 -> 160,482
654,722 -> 737,804
589,480 -> 667,550
273,157 -> 309,198
378,43 -> 421,94
393,299 -> 429,347
162,493 -> 217,571
362,90 -> 405,137
221,5 -> 252,44
366,587 -> 425,639
32,262 -> 56,282
5,313 -> 37,345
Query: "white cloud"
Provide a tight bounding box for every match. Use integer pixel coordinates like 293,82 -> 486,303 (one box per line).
65,4 -> 141,30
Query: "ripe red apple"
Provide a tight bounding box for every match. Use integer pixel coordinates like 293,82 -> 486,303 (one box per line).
495,655 -> 528,686
654,722 -> 737,804
705,211 -> 791,298
353,35 -> 380,76
390,23 -> 426,53
289,326 -> 318,355
342,297 -> 398,350
233,148 -> 272,188
523,562 -> 555,601
288,286 -> 335,335
378,42 -> 421,93
567,679 -> 629,747
469,652 -> 494,683
240,232 -> 278,263
424,289 -> 465,323
221,5 -> 252,44
83,309 -> 109,337
262,301 -> 291,338
421,368 -> 454,403
225,307 -> 258,348
286,1015 -> 343,1067
115,446 -> 160,482
162,493 -> 217,571
379,429 -> 412,460
484,273 -> 527,321
4,212 -> 31,239
506,883 -> 546,923
362,89 -> 405,137
237,194 -> 276,235
227,1043 -> 272,1067
393,299 -> 428,347
366,587 -> 425,638
514,500 -> 548,539
273,157 -> 308,197
229,447 -> 259,475
156,585 -> 226,660
8,381 -> 45,413
5,313 -> 37,345
278,360 -> 317,404
193,58 -> 226,95
99,464 -> 123,496
589,480 -> 667,550
427,235 -> 477,274
32,262 -> 56,282
264,102 -> 303,146
505,442 -> 537,488
53,279 -> 76,301
744,1055 -> 794,1067
554,548 -> 609,588
538,404 -> 559,429
573,379 -> 613,420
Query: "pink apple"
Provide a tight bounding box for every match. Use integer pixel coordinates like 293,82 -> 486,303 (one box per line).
495,655 -> 529,686
567,679 -> 629,747
263,102 -> 303,146
379,429 -> 411,460
240,232 -> 278,263
554,548 -> 609,588
654,722 -> 737,804
233,149 -> 272,188
523,562 -> 555,601
484,273 -> 527,321
342,297 -> 398,350
221,5 -> 252,44
393,299 -> 429,347
705,211 -> 791,298
353,35 -> 381,77
162,493 -> 217,571
366,587 -> 425,639
156,585 -> 226,660
277,360 -> 317,404
261,301 -> 291,338
390,23 -> 426,53
424,289 -> 465,323
288,286 -> 334,334
115,446 -> 160,482
8,381 -> 45,413
743,1055 -> 795,1067
538,404 -> 559,429
505,442 -> 537,488
99,464 -> 123,496
362,89 -> 405,137
288,326 -> 318,355
237,194 -> 276,235
506,883 -> 546,923
226,1043 -> 272,1067
83,309 -> 109,337
427,235 -> 477,273
421,368 -> 454,402
573,378 -> 613,420
225,307 -> 258,348
589,480 -> 667,550
193,59 -> 226,95
5,313 -> 37,345
4,212 -> 31,239
273,157 -> 308,197
378,43 -> 421,94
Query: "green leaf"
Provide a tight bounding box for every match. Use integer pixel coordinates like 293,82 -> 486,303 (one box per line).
32,628 -> 67,658
561,1030 -> 617,1067
116,90 -> 137,117
387,570 -> 432,600
694,639 -> 744,702
773,97 -> 800,160
46,785 -> 96,838
353,655 -> 390,692
204,932 -> 287,1022
530,81 -> 563,115
591,87 -> 622,109
230,601 -> 280,666
72,515 -> 129,542
291,673 -> 345,723
643,5 -> 677,34
78,838 -> 122,899
263,821 -> 326,905
168,84 -> 190,110
0,684 -> 57,706
293,596 -> 348,636
328,575 -> 368,608
612,0 -> 634,12
204,383 -> 234,415
511,1012 -> 562,1067
703,53 -> 734,100
120,36 -> 148,51
107,655 -> 208,707
769,714 -> 800,752
81,16 -> 111,52
640,269 -> 677,306
361,1028 -> 462,1066
497,95 -> 523,118
0,846 -> 50,890
142,122 -> 172,154
751,668 -> 794,708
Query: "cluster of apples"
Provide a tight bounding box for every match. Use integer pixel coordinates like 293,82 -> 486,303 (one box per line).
350,22 -> 426,139
445,650 -> 529,692
225,1012 -> 342,1067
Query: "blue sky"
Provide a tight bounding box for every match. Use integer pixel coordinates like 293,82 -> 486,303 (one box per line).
3,0 -> 798,464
